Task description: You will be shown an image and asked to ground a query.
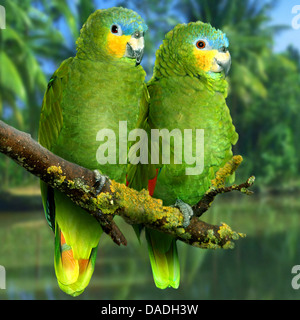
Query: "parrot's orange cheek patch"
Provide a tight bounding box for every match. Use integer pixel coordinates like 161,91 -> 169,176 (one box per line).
107,33 -> 131,58
193,49 -> 218,72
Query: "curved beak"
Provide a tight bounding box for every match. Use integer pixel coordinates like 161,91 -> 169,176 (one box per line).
211,49 -> 231,76
125,31 -> 145,66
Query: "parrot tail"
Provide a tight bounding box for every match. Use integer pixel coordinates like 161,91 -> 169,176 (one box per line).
145,228 -> 180,289
54,225 -> 98,297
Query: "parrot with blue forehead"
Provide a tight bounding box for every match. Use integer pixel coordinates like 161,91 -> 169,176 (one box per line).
127,21 -> 238,289
38,7 -> 148,296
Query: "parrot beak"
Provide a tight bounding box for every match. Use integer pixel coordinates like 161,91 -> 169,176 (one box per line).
125,31 -> 145,66
211,48 -> 231,76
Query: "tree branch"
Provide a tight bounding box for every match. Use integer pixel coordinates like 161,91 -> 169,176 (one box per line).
0,120 -> 126,246
193,156 -> 255,217
0,120 -> 253,249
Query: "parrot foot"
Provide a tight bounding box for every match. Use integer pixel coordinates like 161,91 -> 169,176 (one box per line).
172,199 -> 194,228
93,170 -> 107,194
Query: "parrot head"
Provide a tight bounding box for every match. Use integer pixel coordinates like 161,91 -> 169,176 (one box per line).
154,21 -> 231,79
76,7 -> 148,65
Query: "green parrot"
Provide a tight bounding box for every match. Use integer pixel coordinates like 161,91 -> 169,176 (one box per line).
127,21 -> 238,289
38,7 -> 148,296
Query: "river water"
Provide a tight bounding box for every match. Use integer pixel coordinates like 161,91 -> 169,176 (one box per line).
0,193 -> 300,300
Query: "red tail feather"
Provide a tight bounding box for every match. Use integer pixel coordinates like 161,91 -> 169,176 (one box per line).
148,169 -> 159,196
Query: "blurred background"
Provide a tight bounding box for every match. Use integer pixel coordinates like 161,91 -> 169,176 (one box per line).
0,0 -> 300,300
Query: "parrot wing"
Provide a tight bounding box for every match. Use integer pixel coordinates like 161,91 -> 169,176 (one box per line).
38,57 -> 102,296
38,57 -> 72,230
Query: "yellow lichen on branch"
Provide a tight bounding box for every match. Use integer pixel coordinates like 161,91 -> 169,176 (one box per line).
108,180 -> 245,249
47,165 -> 66,184
211,155 -> 243,188
41,161 -> 248,249
109,180 -> 183,229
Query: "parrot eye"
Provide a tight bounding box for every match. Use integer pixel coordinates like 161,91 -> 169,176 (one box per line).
111,24 -> 122,35
111,25 -> 118,33
196,40 -> 206,49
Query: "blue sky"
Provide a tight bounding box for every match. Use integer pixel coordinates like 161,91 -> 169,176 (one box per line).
270,0 -> 300,52
92,0 -> 300,53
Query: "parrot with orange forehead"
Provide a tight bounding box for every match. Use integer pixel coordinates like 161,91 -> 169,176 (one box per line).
127,21 -> 238,289
38,7 -> 148,296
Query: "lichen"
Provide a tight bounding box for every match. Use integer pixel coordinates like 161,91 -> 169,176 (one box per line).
196,228 -> 222,249
47,165 -> 66,184
47,165 -> 63,175
67,179 -> 75,188
190,222 -> 246,249
73,178 -> 90,193
211,155 -> 243,188
177,229 -> 192,241
218,223 -> 246,246
197,241 -> 220,250
248,176 -> 255,185
218,223 -> 234,238
108,180 -> 246,250
206,229 -> 217,241
93,192 -> 119,215
17,156 -> 26,163
222,241 -> 235,250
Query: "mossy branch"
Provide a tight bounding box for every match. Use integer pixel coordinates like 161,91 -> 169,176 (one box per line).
0,120 -> 253,249
193,156 -> 255,217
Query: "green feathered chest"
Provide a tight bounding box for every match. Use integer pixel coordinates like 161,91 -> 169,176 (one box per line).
148,76 -> 238,205
52,58 -> 145,182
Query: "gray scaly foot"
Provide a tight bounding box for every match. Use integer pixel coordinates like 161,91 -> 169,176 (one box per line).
93,169 -> 107,194
172,199 -> 194,228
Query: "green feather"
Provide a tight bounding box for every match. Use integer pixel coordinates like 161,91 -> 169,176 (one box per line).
145,228 -> 179,289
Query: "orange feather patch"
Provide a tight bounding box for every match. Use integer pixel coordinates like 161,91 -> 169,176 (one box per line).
60,232 -> 89,274
107,33 -> 131,58
193,48 -> 218,72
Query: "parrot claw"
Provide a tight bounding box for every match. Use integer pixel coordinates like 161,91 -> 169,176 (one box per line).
93,170 -> 107,194
172,199 -> 194,228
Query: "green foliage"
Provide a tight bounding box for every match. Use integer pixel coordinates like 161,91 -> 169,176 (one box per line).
0,0 -> 95,188
239,52 -> 300,189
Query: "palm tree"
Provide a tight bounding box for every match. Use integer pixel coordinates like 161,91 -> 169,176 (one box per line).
1,0 -> 96,135
1,1 -> 70,134
0,0 -> 94,187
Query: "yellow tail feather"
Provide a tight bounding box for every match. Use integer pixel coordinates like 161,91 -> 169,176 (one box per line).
55,230 -> 97,297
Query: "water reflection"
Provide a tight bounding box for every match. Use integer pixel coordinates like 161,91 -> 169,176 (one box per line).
0,194 -> 300,300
